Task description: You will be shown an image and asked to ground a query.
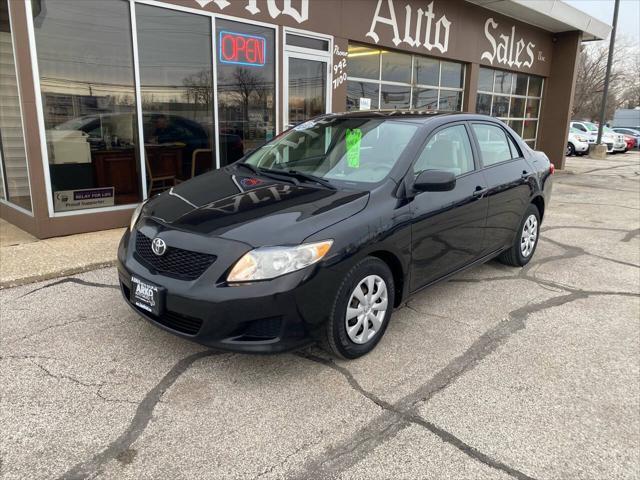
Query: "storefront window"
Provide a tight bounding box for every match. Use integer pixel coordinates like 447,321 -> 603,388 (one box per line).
0,0 -> 31,211
381,51 -> 411,83
33,0 -> 141,212
347,43 -> 465,112
216,19 -> 275,166
414,57 -> 439,86
476,66 -> 544,147
380,84 -> 411,109
136,5 -> 216,190
440,61 -> 464,89
348,44 -> 381,80
347,81 -> 379,110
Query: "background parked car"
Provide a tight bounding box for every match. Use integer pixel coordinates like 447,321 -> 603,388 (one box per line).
567,127 -> 590,156
612,127 -> 640,150
570,120 -> 623,154
603,126 -> 627,153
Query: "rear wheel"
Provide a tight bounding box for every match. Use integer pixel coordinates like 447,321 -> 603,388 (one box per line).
497,204 -> 540,267
566,143 -> 575,156
323,257 -> 394,359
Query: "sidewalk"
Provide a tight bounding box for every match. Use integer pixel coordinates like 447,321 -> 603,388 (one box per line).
0,218 -> 124,288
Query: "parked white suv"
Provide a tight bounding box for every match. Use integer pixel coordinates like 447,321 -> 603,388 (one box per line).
567,127 -> 590,156
570,121 -> 625,153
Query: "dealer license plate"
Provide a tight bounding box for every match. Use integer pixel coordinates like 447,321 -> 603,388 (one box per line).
131,276 -> 163,316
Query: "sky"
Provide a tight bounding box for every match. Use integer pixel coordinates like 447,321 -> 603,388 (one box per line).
566,0 -> 640,43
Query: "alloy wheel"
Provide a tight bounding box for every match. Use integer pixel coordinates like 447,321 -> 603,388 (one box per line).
520,214 -> 538,257
345,275 -> 388,344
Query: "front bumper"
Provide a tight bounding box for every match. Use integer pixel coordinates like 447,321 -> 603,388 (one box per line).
613,141 -> 627,152
117,224 -> 343,353
574,141 -> 589,153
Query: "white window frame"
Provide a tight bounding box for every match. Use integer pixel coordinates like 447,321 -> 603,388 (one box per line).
346,44 -> 465,112
1,0 -> 34,215
283,26 -> 333,129
476,67 -> 544,148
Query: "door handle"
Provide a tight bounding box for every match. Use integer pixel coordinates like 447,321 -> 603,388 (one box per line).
472,186 -> 488,198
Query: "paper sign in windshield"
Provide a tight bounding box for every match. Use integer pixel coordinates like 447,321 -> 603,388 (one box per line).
346,128 -> 362,168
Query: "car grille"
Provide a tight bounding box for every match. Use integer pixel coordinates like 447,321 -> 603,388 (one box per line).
122,282 -> 203,335
134,231 -> 216,280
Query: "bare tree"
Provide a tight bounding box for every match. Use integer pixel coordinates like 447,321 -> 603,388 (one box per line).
572,36 -> 639,121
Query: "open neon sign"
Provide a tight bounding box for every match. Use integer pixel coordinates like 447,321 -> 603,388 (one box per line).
219,31 -> 266,67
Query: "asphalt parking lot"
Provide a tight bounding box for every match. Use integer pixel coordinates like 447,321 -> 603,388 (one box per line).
1,153 -> 639,480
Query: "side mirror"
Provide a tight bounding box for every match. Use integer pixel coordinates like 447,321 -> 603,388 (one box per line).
413,170 -> 456,192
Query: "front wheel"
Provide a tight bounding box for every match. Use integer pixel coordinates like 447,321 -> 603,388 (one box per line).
497,204 -> 540,267
566,143 -> 575,156
323,257 -> 395,359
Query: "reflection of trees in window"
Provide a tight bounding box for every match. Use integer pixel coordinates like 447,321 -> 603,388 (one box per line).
183,69 -> 213,111
219,67 -> 272,122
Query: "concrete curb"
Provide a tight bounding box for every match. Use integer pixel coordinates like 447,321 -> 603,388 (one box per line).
0,260 -> 117,290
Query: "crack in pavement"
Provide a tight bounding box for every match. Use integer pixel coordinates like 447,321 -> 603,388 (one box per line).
5,315 -> 124,345
26,358 -> 138,406
551,200 -> 640,211
18,277 -> 119,299
56,350 -> 222,480
288,286 -> 638,480
294,352 -> 539,480
622,228 -> 640,242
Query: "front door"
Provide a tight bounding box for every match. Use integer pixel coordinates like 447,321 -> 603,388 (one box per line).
409,123 -> 489,291
284,32 -> 331,129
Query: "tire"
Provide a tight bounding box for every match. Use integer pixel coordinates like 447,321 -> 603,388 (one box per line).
566,143 -> 575,156
323,257 -> 395,359
497,204 -> 540,267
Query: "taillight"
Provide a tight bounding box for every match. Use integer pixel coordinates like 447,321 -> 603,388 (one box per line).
549,163 -> 555,175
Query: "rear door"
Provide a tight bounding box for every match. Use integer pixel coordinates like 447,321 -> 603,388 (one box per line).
470,122 -> 532,253
409,123 -> 489,291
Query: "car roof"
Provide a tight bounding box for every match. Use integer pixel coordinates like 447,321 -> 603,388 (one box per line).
319,110 -> 501,124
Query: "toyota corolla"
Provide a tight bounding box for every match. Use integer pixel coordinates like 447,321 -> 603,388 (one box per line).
118,111 -> 553,359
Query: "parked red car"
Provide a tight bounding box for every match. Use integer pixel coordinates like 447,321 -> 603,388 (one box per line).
623,134 -> 637,151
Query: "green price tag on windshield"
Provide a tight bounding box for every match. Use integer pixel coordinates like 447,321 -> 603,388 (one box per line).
346,128 -> 362,168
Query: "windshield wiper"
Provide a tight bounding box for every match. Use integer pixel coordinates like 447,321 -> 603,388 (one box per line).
280,170 -> 336,190
235,162 -> 300,185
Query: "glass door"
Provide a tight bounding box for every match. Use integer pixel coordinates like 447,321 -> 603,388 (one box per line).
284,32 -> 331,129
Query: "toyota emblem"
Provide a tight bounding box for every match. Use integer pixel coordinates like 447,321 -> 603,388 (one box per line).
151,237 -> 167,256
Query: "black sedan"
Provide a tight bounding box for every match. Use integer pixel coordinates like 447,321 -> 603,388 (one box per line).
118,111 -> 553,359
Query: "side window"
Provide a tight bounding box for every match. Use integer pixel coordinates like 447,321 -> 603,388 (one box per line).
472,124 -> 513,167
413,125 -> 474,176
574,124 -> 586,132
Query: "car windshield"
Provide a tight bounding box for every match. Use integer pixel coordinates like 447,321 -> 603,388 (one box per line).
584,123 -> 598,131
242,117 -> 419,185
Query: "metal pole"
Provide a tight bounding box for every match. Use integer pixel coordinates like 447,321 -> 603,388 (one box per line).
596,0 -> 620,145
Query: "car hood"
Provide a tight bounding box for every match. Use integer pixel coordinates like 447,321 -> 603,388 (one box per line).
142,166 -> 369,247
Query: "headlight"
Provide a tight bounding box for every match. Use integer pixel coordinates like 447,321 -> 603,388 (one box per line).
227,240 -> 333,283
129,201 -> 146,231
578,136 -> 588,142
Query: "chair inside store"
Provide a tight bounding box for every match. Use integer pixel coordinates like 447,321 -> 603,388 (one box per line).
191,149 -> 214,178
145,147 -> 183,194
